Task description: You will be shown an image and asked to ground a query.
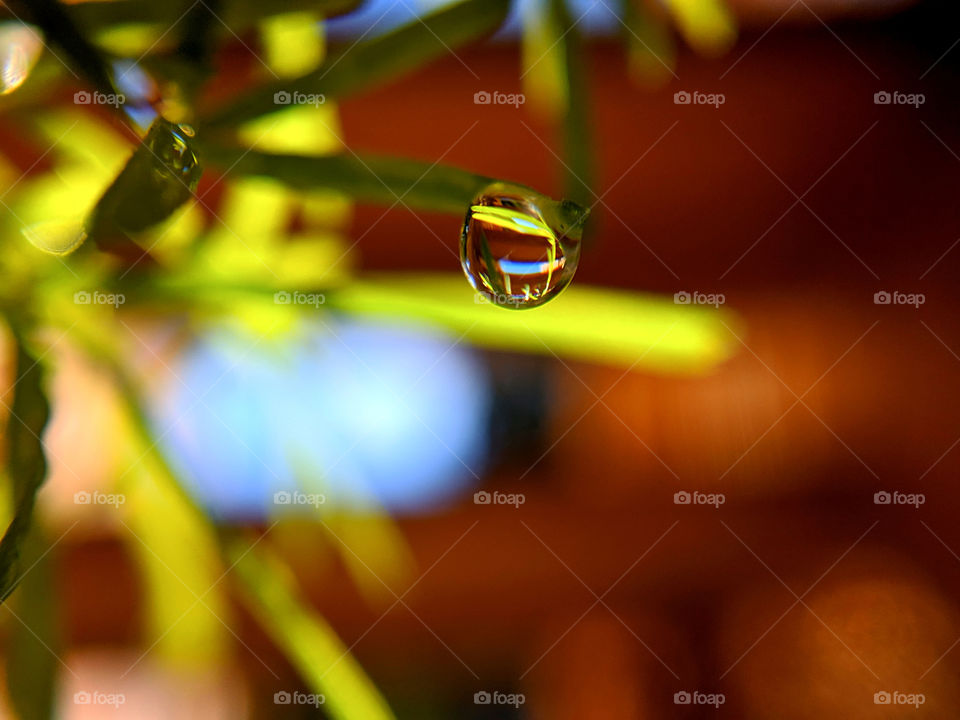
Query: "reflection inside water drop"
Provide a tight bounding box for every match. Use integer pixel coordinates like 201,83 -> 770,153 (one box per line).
460,182 -> 588,309
151,123 -> 200,184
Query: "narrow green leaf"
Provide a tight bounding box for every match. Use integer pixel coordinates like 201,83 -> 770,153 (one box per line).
0,338 -> 50,603
329,273 -> 739,374
662,0 -> 736,55
223,0 -> 362,23
6,528 -> 58,720
622,0 -> 677,85
174,0 -> 224,94
548,0 -> 593,206
202,0 -> 511,128
36,0 -> 363,37
230,542 -> 397,720
200,143 -> 492,213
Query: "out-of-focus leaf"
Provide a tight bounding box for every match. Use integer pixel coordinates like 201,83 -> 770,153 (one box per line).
173,0 -> 224,99
84,117 -> 201,253
6,528 -> 58,720
235,102 -> 344,156
0,338 -> 50,603
123,453 -> 227,669
35,0 -> 362,39
521,0 -> 593,205
12,111 -> 130,257
201,144 -> 492,213
662,0 -> 736,55
203,0 -> 511,128
261,11 -> 326,77
623,0 -> 677,86
549,0 -> 593,206
521,0 -> 567,118
330,274 -> 739,374
59,324 -> 228,669
321,513 -> 415,607
230,542 -> 397,720
62,321 -> 391,713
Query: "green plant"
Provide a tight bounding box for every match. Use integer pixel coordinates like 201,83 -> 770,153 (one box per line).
0,1 -> 738,717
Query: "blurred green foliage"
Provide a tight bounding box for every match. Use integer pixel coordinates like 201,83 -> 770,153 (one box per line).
0,0 -> 737,717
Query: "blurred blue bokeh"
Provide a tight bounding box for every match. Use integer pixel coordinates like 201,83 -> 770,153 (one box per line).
326,0 -> 621,39
151,320 -> 490,518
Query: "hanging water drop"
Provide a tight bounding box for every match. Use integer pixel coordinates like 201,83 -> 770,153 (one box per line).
460,182 -> 588,310
84,118 -> 202,244
153,122 -> 200,183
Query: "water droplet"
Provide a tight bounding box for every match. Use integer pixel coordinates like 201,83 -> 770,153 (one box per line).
84,118 -> 202,242
460,182 -> 588,309
22,219 -> 87,256
152,123 -> 200,183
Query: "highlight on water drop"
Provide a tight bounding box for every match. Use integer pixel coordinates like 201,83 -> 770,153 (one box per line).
459,182 -> 589,310
156,123 -> 200,181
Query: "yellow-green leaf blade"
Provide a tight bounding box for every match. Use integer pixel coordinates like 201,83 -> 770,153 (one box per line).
329,274 -> 739,374
231,543 -> 397,720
